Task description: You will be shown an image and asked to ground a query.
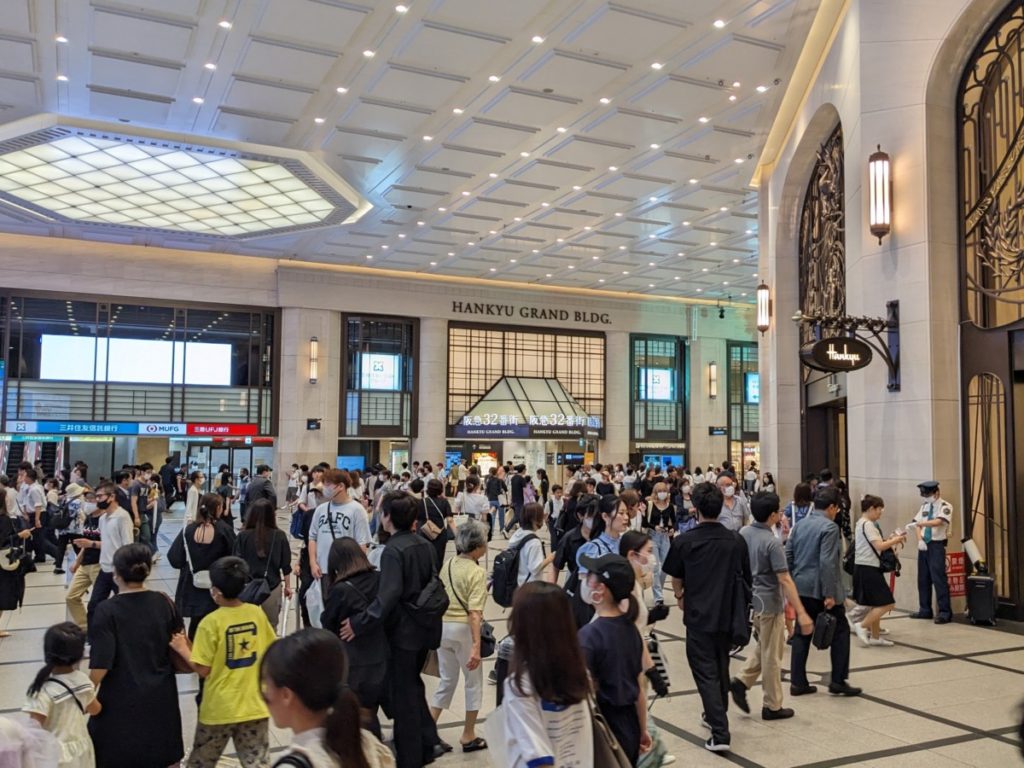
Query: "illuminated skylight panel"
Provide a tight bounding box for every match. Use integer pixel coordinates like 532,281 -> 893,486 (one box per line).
0,134 -> 342,236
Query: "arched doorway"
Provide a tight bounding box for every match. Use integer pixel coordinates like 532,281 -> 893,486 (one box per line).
958,2 -> 1024,616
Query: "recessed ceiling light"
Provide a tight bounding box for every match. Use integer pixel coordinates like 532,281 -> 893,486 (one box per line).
398,233 -> 406,238
532,249 -> 540,253
56,35 -> 68,43
430,261 -> 437,266
729,95 -> 737,101
573,185 -> 582,191
336,86 -> 349,94
510,258 -> 517,262
649,196 -> 658,202
314,117 -> 325,124
520,151 -> 530,157
395,4 -> 409,12
453,107 -> 464,114
363,50 -> 375,58
204,62 -> 217,70
649,283 -> 654,287
438,206 -> 446,211
423,135 -> 433,141
733,81 -> 741,88
702,268 -> 709,272
546,273 -> 552,277
733,258 -> 740,263
489,172 -> 498,178
532,35 -> 545,43
741,292 -> 748,297
584,225 -> 592,230
381,244 -> 389,249
757,85 -> 769,93
218,19 -> 233,29
448,251 -> 455,256
649,234 -> 657,239
514,216 -> 522,221
689,178 -> 699,184
568,265 -> 575,269
56,75 -> 68,82
650,143 -> 660,149
699,116 -> 709,123
417,220 -> 425,226
489,75 -> 501,82
365,254 -> 373,259
541,202 -> 549,207
622,271 -> 630,275
557,126 -> 567,133
677,251 -> 684,256
735,158 -> 745,164
683,221 -> 691,226
592,255 -> 599,259
723,281 -> 729,285
619,245 -> 627,250
648,261 -> 655,266
192,96 -> 204,103
651,62 -> 663,70
753,272 -> 759,278
489,267 -> 496,272
600,97 -> 611,104
489,230 -> 497,234
674,275 -> 680,280
710,241 -> 718,246
746,229 -> 753,234
467,241 -> 475,245
462,191 -> 470,196
556,237 -> 564,242
608,165 -> 618,171
720,206 -> 729,212
697,288 -> 703,292
614,212 -> 623,217
713,19 -> 726,28
598,278 -> 605,283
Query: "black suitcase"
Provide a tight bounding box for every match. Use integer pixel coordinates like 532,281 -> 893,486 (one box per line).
967,575 -> 997,625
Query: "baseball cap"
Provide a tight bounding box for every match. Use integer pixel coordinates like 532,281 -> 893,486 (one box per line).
578,553 -> 635,601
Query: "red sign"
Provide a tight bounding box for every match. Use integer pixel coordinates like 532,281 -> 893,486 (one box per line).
186,423 -> 259,437
947,551 -> 966,598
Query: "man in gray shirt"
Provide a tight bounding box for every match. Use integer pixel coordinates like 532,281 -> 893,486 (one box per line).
785,486 -> 862,697
716,473 -> 750,532
729,492 -> 813,720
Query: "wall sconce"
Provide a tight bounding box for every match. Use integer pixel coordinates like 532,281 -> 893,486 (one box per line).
869,144 -> 892,244
309,336 -> 319,384
756,282 -> 771,335
708,361 -> 718,399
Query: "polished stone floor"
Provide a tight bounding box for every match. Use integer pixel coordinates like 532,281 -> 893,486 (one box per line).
1,507 -> 1021,767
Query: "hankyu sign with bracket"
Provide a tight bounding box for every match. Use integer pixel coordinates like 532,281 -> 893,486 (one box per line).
800,337 -> 874,373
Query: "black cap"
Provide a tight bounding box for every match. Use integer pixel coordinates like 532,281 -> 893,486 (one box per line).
579,553 -> 635,601
917,481 -> 939,492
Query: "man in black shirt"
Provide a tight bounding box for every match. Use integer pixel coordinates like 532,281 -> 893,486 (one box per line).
341,492 -> 443,767
505,464 -> 527,534
662,482 -> 751,754
245,465 -> 277,516
113,470 -> 133,523
158,457 -> 177,506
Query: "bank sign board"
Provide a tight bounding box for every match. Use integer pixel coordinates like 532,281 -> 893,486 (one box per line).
800,337 -> 873,373
8,421 -> 259,437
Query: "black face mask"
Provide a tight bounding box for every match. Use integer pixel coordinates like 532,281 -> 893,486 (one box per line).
96,499 -> 111,510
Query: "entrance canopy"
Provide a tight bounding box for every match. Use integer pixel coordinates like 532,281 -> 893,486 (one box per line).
451,376 -> 601,439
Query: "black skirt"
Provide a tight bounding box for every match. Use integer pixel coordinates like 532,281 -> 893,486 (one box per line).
853,564 -> 895,607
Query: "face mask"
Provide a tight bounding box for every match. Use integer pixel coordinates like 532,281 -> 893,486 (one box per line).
723,486 -> 736,498
581,581 -> 604,606
582,517 -> 594,531
656,492 -> 668,501
96,499 -> 111,510
323,485 -> 337,499
82,502 -> 97,515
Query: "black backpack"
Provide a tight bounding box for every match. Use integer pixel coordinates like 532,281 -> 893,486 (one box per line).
403,573 -> 450,649
491,534 -> 537,608
46,500 -> 73,530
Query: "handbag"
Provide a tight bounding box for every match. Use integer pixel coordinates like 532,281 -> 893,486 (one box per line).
812,611 -> 837,650
420,498 -> 444,541
863,520 -> 901,575
0,536 -> 25,573
422,648 -> 440,677
447,559 -> 496,658
239,532 -> 278,606
587,695 -> 632,768
646,631 -> 670,688
182,526 -> 212,590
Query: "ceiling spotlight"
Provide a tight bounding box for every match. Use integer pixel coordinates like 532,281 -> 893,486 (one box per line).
489,74 -> 501,82
651,62 -> 663,70
430,261 -> 437,266
733,81 -> 741,88
546,273 -> 553,277
514,217 -> 522,221
520,151 -> 530,157
584,225 -> 592,230
336,86 -> 349,94
423,135 -> 433,141
649,196 -> 658,202
448,252 -> 455,256
453,107 -> 464,114
699,116 -> 709,123
395,4 -> 409,12
573,185 -> 582,191
467,241 -> 475,245
729,94 -> 737,101
438,206 -> 446,211
510,258 -> 517,262
192,96 -> 204,103
381,244 -> 389,249
622,271 -> 630,275
746,229 -> 753,234
619,245 -> 627,250
557,126 -> 567,133
674,275 -> 680,280
599,278 -> 605,283
489,267 -> 496,272
599,97 -> 611,104
55,35 -> 68,43
489,172 -> 498,178
541,202 -> 550,207
556,237 -> 564,242
677,251 -> 684,256
365,254 -> 373,259
56,74 -> 68,82
649,234 -> 657,239
417,220 -> 425,226
756,85 -> 769,93
592,255 -> 599,259
710,241 -> 718,246
608,165 -> 618,171
734,158 -> 743,164
204,62 -> 217,70
720,206 -> 728,211
398,233 -> 406,238
689,178 -> 699,184
532,249 -> 540,253
648,261 -> 655,266
702,268 -> 709,272
650,143 -> 660,149
218,19 -> 233,29
568,265 -> 575,269
614,212 -> 623,217
697,288 -> 703,292
683,221 -> 691,226
314,117 -> 325,124
363,50 -> 375,58
713,19 -> 726,28
490,230 -> 497,234
649,283 -> 654,287
462,190 -> 471,196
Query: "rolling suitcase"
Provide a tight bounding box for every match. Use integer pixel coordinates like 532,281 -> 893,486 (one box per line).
967,574 -> 997,625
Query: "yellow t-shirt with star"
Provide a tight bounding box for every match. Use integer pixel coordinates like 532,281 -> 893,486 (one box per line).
191,602 -> 276,725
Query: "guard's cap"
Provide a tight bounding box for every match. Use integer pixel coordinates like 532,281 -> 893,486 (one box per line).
917,481 -> 940,492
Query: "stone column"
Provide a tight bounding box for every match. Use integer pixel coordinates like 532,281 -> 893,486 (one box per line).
688,336 -> 730,470
275,308 -> 341,475
410,317 -> 448,461
599,331 -> 630,461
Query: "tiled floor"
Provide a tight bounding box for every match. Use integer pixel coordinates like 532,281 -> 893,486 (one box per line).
1,506 -> 1021,767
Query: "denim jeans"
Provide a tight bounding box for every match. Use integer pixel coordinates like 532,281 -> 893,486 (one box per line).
650,530 -> 672,602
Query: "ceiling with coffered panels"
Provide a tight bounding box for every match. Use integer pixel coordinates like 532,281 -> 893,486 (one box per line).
0,0 -> 822,302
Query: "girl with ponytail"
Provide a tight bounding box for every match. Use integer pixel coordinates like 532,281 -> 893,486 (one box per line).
24,621 -> 100,766
261,629 -> 394,768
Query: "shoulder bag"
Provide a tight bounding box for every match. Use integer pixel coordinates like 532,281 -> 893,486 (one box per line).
240,531 -> 278,605
587,694 -> 632,768
865,520 -> 901,575
420,498 -> 444,540
44,677 -> 84,713
447,559 -> 495,657
183,525 -> 212,590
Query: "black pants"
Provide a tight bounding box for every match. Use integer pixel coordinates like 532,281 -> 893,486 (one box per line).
55,532 -> 76,568
30,524 -> 59,563
918,541 -> 952,619
602,702 -> 640,766
298,549 -> 313,628
86,570 -> 119,642
790,597 -> 850,687
391,647 -> 440,768
685,629 -> 732,743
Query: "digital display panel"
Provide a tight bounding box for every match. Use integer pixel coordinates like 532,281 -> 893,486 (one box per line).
360,353 -> 401,391
745,372 -> 760,404
335,455 -> 366,471
639,368 -> 673,400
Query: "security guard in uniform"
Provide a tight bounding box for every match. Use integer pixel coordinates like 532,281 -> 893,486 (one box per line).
910,481 -> 953,624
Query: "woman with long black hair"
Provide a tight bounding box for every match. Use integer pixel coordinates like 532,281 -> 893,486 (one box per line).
261,628 -> 394,768
234,498 -> 292,625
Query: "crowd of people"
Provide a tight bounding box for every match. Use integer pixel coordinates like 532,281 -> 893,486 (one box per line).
0,454 -> 956,767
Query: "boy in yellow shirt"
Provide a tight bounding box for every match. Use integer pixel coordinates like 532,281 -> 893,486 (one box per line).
172,556 -> 277,768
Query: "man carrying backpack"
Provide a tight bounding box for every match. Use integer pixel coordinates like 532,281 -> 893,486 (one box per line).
341,491 -> 446,768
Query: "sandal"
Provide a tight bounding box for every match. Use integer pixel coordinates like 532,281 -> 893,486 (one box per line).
462,737 -> 488,753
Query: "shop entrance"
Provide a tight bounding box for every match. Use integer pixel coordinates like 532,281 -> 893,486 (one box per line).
802,400 -> 847,481
183,442 -> 272,493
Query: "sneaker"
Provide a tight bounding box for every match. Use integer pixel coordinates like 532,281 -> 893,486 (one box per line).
704,737 -> 731,753
700,713 -> 712,730
153,553 -> 162,562
52,568 -> 65,575
487,670 -> 498,685
762,707 -> 795,720
828,682 -> 863,696
661,756 -> 676,765
868,637 -> 895,647
853,622 -> 870,646
790,684 -> 817,696
878,627 -> 890,635
729,678 -> 750,714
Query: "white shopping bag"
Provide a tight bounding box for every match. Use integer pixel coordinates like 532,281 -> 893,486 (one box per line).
305,579 -> 324,628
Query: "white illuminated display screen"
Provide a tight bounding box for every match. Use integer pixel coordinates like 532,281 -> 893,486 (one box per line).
360,353 -> 401,391
745,372 -> 760,404
640,368 -> 674,400
40,335 -> 232,386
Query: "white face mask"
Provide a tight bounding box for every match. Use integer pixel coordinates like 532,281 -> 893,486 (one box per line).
656,492 -> 669,501
582,517 -> 594,531
723,486 -> 736,498
580,580 -> 604,606
323,485 -> 338,499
